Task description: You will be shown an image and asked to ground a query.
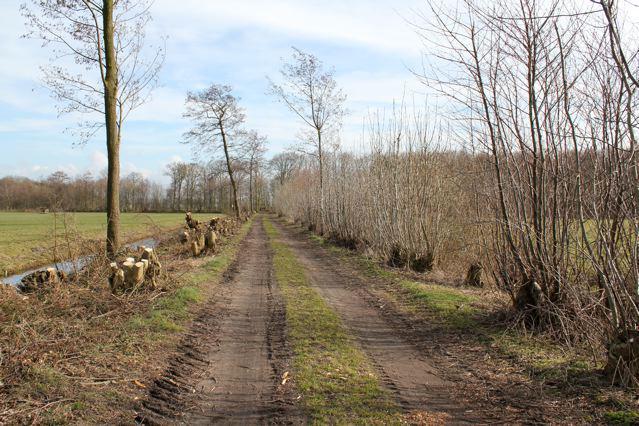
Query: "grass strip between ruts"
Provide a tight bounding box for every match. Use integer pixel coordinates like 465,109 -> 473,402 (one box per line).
264,218 -> 400,424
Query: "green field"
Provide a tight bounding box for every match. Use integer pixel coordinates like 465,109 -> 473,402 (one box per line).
0,212 -> 219,275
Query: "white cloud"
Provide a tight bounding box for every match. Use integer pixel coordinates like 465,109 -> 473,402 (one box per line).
152,0 -> 423,56
0,0 -> 431,177
127,87 -> 188,123
90,150 -> 108,170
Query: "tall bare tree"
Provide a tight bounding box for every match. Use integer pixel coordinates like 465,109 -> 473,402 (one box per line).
268,47 -> 346,230
22,0 -> 164,257
183,84 -> 245,219
240,130 -> 267,212
269,152 -> 303,187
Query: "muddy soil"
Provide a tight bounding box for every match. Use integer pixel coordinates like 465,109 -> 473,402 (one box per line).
137,218 -> 298,425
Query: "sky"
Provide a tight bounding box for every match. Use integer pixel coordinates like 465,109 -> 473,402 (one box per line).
0,0 -> 427,184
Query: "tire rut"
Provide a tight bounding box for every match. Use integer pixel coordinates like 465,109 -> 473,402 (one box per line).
270,218 -> 488,424
137,217 -> 298,425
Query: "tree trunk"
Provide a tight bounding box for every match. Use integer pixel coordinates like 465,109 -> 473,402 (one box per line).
249,163 -> 254,212
220,124 -> 240,218
317,127 -> 324,232
103,0 -> 120,258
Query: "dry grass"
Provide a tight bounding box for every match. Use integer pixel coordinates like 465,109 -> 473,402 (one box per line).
0,216 -> 250,424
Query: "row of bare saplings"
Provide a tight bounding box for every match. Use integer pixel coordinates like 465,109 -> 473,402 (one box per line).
276,0 -> 639,386
274,112 -> 483,285
274,100 -> 639,385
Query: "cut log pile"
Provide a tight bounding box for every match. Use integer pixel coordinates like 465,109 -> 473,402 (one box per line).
179,212 -> 246,257
109,246 -> 162,293
19,268 -> 68,293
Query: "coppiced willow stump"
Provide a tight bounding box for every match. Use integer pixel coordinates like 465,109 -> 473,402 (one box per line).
185,211 -> 200,229
109,263 -> 125,293
205,229 -> 217,250
464,263 -> 484,287
109,247 -> 162,293
19,267 -> 68,293
606,330 -> 639,387
141,247 -> 162,288
191,240 -> 202,257
179,214 -> 245,258
514,281 -> 543,314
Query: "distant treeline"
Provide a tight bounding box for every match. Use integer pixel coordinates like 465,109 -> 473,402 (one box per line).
0,159 -> 271,213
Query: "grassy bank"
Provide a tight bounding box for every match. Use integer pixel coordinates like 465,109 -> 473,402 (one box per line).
264,218 -> 399,424
301,222 -> 635,424
0,211 -> 220,275
0,218 -> 251,424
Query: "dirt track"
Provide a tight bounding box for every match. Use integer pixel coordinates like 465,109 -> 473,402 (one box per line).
269,219 -> 490,424
138,216 -> 494,424
138,218 -> 294,424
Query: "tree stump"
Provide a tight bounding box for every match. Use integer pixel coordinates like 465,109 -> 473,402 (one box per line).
109,262 -> 125,293
409,252 -> 434,273
185,211 -> 199,229
191,241 -> 201,257
464,262 -> 484,287
606,330 -> 639,386
130,262 -> 145,286
388,245 -> 408,268
19,268 -> 66,292
110,248 -> 162,293
179,229 -> 190,244
515,280 -> 542,311
123,261 -> 144,288
141,247 -> 162,287
205,229 -> 217,250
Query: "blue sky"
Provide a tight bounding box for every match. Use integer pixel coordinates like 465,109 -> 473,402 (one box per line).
0,0 -> 426,183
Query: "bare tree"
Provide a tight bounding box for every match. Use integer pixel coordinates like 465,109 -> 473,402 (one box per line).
409,0 -> 639,383
268,47 -> 346,230
269,152 -> 303,187
240,130 -> 267,212
22,0 -> 164,257
183,84 -> 245,219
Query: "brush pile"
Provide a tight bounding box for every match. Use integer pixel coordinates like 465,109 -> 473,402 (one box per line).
18,268 -> 68,293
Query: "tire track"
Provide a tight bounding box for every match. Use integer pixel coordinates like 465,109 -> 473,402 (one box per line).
137,217 -> 298,425
270,218 -> 487,423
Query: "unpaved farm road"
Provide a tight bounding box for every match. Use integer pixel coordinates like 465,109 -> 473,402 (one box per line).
137,216 -> 490,424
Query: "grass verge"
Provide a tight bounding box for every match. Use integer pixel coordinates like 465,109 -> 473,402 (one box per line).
264,218 -> 399,424
305,227 -> 604,396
